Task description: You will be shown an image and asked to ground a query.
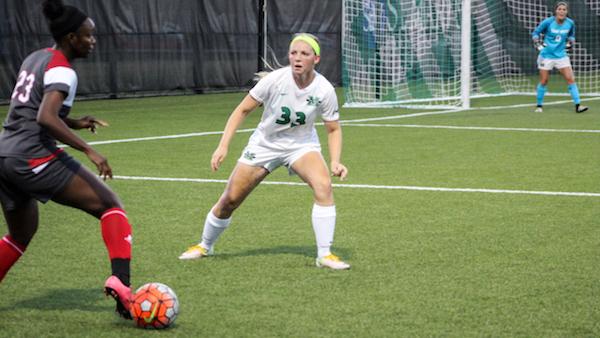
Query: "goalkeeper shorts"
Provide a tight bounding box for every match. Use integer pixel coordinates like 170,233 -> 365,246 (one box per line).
537,56 -> 571,70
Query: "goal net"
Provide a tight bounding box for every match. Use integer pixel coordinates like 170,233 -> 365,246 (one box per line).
342,0 -> 600,108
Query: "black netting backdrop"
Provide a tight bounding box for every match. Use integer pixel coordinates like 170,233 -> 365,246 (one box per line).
0,0 -> 342,103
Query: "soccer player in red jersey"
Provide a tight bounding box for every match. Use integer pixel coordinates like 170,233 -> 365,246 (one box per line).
0,0 -> 133,319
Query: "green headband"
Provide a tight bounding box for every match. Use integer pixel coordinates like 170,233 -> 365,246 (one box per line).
290,35 -> 320,56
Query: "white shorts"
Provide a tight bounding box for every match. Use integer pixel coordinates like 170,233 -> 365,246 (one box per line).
537,56 -> 572,70
237,143 -> 322,174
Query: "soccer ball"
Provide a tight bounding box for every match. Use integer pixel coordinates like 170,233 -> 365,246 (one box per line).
131,282 -> 179,329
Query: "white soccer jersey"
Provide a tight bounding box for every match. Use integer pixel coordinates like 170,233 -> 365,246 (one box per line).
248,67 -> 339,151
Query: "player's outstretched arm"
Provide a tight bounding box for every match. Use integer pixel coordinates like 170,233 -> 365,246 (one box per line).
64,115 -> 109,134
37,90 -> 112,179
211,94 -> 260,171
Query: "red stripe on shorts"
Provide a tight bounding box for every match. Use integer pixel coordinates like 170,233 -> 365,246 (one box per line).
28,149 -> 64,168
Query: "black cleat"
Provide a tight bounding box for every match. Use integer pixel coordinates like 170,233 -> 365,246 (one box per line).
575,104 -> 588,113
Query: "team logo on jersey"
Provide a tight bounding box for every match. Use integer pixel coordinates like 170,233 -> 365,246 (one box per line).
243,151 -> 256,161
306,96 -> 321,107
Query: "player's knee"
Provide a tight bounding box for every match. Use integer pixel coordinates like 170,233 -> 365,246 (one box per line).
105,190 -> 123,209
92,192 -> 124,218
10,230 -> 36,247
311,180 -> 333,201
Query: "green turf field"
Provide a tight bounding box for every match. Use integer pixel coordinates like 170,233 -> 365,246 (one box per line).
0,92 -> 599,337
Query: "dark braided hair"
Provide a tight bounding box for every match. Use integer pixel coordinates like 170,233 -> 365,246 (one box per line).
42,0 -> 88,42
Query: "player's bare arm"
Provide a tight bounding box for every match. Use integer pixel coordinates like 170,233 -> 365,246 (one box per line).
324,120 -> 347,180
211,94 -> 260,171
64,115 -> 108,133
38,90 -> 112,179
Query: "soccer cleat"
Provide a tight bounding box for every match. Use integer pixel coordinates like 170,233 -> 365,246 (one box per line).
534,106 -> 543,113
104,275 -> 133,319
178,244 -> 213,260
576,104 -> 588,113
316,254 -> 350,270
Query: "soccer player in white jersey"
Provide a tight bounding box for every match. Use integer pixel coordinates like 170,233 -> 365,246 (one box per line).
180,33 -> 350,270
532,1 -> 588,113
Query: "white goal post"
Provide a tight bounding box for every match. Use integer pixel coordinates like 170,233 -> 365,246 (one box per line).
342,0 -> 600,108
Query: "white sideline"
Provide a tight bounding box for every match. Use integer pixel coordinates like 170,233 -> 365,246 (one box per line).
67,128 -> 256,147
341,97 -> 600,123
57,98 -> 598,148
113,175 -> 600,198
341,124 -> 600,133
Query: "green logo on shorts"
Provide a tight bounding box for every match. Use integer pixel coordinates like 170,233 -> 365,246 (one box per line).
243,151 -> 256,161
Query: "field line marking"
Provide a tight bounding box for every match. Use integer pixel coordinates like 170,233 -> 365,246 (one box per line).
67,129 -> 256,147
340,109 -> 463,123
476,96 -> 600,111
113,175 -> 600,198
58,97 -> 599,147
340,124 -> 600,134
341,97 -> 600,123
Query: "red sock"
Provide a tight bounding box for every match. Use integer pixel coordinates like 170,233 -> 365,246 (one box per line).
101,208 -> 132,260
0,235 -> 27,282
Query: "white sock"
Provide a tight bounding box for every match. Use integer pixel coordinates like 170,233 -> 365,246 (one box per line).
199,210 -> 231,251
312,204 -> 336,258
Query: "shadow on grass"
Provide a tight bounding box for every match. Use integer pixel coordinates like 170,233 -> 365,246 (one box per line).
0,288 -> 109,313
212,245 -> 352,260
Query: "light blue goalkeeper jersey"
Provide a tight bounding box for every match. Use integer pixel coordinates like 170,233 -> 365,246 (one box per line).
532,16 -> 575,59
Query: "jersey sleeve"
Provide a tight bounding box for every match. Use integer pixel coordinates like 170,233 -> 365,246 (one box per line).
44,66 -> 78,108
568,19 -> 576,42
44,67 -> 75,94
249,71 -> 276,104
532,17 -> 551,39
320,86 -> 339,122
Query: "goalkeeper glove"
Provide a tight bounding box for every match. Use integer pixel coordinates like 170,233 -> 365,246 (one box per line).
566,41 -> 573,51
533,39 -> 545,51
565,41 -> 574,56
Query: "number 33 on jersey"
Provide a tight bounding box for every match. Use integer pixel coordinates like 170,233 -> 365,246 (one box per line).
247,67 -> 339,150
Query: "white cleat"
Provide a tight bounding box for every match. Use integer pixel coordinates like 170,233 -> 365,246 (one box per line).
534,107 -> 543,113
316,254 -> 350,270
178,244 -> 213,260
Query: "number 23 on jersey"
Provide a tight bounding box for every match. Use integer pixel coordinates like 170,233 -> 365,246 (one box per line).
11,70 -> 36,104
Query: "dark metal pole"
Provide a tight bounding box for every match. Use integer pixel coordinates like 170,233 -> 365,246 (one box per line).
257,0 -> 265,71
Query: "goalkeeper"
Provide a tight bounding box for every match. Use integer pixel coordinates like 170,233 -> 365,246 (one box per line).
532,1 -> 587,113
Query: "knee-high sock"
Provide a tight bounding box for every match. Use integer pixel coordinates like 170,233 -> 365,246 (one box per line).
312,204 -> 336,258
568,83 -> 581,105
0,235 -> 27,282
101,208 -> 132,286
199,210 -> 231,251
536,83 -> 547,106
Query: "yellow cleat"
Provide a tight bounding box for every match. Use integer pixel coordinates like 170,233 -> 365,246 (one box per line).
316,254 -> 350,270
178,244 -> 213,260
